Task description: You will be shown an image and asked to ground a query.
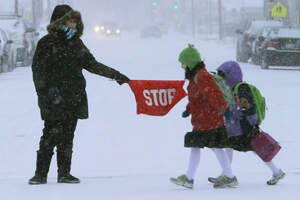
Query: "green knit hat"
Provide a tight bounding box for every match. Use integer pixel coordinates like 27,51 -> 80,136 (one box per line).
178,44 -> 202,70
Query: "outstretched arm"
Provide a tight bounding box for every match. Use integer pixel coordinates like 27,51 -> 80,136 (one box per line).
79,40 -> 130,84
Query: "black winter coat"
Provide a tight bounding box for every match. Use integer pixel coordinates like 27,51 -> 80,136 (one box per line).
32,9 -> 128,121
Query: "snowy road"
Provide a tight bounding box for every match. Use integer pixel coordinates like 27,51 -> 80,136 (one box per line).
0,31 -> 300,200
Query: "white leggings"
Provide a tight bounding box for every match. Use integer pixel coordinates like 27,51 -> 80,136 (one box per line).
185,148 -> 280,181
223,148 -> 281,175
212,148 -> 234,178
185,148 -> 234,180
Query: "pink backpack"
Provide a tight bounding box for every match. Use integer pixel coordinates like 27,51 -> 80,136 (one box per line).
251,131 -> 281,162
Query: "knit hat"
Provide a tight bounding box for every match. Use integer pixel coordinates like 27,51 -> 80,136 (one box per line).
178,44 -> 202,70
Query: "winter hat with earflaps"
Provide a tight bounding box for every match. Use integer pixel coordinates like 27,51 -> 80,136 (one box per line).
47,4 -> 84,38
179,44 -> 202,70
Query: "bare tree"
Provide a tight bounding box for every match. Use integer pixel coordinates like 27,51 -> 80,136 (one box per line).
32,0 -> 43,28
218,0 -> 223,39
191,0 -> 195,38
15,0 -> 19,16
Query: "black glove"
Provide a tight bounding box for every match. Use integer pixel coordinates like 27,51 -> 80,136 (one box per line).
48,87 -> 62,105
182,110 -> 190,118
246,126 -> 260,139
115,73 -> 130,85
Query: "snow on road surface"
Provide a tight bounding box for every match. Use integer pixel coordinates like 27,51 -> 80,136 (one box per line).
0,31 -> 300,200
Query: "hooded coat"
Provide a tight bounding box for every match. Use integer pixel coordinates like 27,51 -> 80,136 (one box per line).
32,5 -> 127,121
217,61 -> 259,151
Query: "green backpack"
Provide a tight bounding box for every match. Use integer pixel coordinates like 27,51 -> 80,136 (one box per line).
194,72 -> 236,112
234,82 -> 266,125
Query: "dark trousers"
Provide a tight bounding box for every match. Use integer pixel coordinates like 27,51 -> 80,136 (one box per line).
34,119 -> 78,177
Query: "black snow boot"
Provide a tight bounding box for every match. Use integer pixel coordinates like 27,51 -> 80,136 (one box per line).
57,149 -> 80,183
29,151 -> 53,185
29,174 -> 47,185
58,173 -> 80,183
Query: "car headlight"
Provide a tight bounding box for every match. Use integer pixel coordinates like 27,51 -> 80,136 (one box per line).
116,29 -> 121,34
106,29 -> 111,34
94,26 -> 100,33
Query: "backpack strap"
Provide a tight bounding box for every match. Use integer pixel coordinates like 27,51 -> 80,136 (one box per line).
192,69 -> 206,84
193,73 -> 198,84
233,82 -> 248,95
233,82 -> 248,109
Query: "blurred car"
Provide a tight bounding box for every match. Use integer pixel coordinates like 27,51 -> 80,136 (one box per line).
156,22 -> 169,35
251,26 -> 283,65
236,20 -> 283,62
140,26 -> 162,38
260,27 -> 300,69
0,16 -> 38,66
93,22 -> 121,37
23,27 -> 39,66
0,28 -> 15,72
223,22 -> 240,37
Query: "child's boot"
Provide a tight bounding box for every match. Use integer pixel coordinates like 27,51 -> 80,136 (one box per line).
267,169 -> 285,185
213,176 -> 239,188
170,174 -> 194,189
208,175 -> 223,183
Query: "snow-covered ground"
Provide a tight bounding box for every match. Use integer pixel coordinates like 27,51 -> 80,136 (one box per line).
0,31 -> 300,200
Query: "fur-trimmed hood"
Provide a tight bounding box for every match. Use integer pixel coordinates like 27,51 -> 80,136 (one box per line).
47,5 -> 84,38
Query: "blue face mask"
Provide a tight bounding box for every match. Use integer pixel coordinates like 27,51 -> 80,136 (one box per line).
59,25 -> 77,39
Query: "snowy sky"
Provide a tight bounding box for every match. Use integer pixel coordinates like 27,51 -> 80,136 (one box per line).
73,0 -> 264,10
225,0 -> 264,9
0,0 -> 264,12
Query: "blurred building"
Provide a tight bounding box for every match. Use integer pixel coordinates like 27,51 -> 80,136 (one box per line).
289,0 -> 300,27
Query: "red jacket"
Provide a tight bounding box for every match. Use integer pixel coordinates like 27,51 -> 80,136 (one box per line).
186,68 -> 227,131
